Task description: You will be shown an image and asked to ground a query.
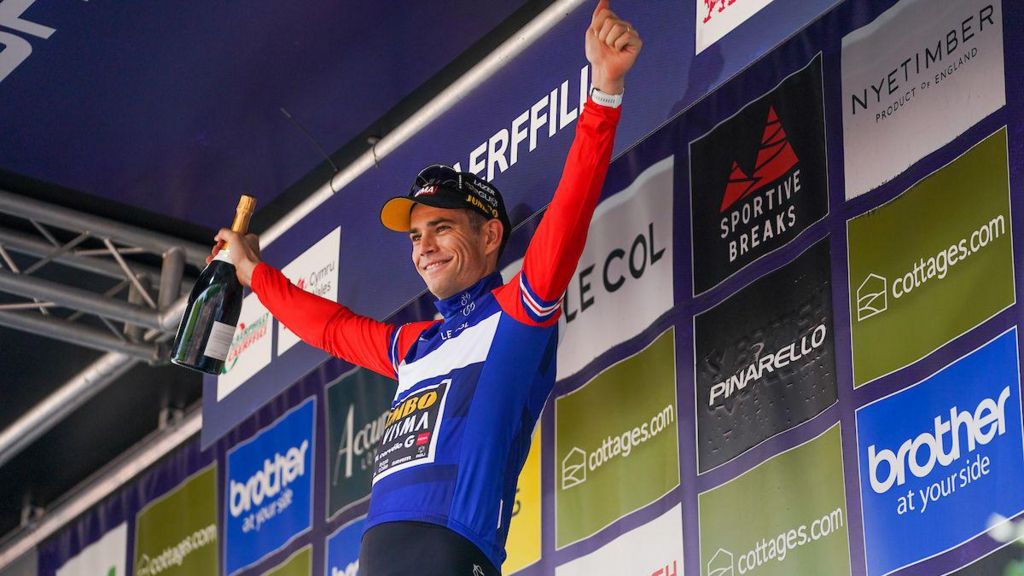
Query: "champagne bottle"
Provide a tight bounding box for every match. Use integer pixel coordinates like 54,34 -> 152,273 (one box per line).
170,195 -> 257,374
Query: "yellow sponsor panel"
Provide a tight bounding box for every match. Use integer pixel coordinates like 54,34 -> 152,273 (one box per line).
503,426 -> 541,574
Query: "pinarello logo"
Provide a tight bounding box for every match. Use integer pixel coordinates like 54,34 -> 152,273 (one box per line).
719,105 -> 798,213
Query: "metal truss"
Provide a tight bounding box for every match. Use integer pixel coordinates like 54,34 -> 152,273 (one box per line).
0,189 -> 210,362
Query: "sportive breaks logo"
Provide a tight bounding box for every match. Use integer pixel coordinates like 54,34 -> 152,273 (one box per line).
694,239 -> 836,473
719,106 -> 798,214
846,129 -> 1014,387
856,329 -> 1024,576
225,398 -> 315,576
689,54 -> 827,295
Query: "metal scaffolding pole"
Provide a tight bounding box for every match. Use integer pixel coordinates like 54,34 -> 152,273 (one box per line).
0,311 -> 160,361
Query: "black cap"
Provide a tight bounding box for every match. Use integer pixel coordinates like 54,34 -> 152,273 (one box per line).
380,164 -> 511,249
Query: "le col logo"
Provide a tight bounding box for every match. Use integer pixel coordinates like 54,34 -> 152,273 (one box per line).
867,386 -> 1010,493
0,0 -> 56,83
229,440 -> 310,517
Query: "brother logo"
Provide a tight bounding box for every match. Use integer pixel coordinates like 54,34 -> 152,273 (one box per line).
868,386 -> 1009,493
0,0 -> 57,83
229,440 -> 310,517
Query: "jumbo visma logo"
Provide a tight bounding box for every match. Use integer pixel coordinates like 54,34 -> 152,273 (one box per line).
225,398 -> 315,576
847,129 -> 1014,387
856,329 -> 1024,576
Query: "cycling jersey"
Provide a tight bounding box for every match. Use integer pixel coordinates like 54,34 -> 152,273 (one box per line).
251,98 -> 621,569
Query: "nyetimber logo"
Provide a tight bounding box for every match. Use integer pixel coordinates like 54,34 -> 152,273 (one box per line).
867,386 -> 1010,494
720,106 -> 799,213
229,440 -> 310,517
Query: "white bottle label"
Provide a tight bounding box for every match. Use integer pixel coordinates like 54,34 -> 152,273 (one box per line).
213,248 -> 232,264
204,320 -> 236,361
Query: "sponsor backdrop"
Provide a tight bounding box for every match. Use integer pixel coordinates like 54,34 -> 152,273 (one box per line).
33,1 -> 1024,575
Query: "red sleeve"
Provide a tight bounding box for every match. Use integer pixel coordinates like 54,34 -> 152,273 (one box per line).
251,262 -> 434,379
496,99 -> 621,326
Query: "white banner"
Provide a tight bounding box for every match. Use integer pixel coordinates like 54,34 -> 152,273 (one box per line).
277,227 -> 341,355
556,155 -> 675,380
554,504 -> 683,576
841,0 -> 1004,199
216,293 -> 272,401
696,0 -> 777,54
56,523 -> 127,576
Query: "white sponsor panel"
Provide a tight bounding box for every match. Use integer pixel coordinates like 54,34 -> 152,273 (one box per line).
554,504 -> 683,576
56,523 -> 127,576
841,0 -> 1004,199
696,0 -> 778,54
277,227 -> 341,354
556,156 -> 674,380
216,293 -> 272,400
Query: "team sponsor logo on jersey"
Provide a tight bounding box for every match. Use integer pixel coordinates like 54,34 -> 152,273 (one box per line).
216,293 -> 272,400
694,239 -> 837,473
326,368 -> 397,519
278,227 -> 341,354
373,379 -> 450,483
846,129 -> 1014,387
555,328 -> 679,548
696,0 -> 778,54
855,329 -> 1024,576
224,398 -> 314,575
554,504 -> 683,576
689,55 -> 828,295
698,425 -> 850,576
134,465 -> 218,576
841,0 -> 1004,199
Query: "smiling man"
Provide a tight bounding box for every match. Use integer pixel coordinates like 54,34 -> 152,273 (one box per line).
212,2 -> 641,573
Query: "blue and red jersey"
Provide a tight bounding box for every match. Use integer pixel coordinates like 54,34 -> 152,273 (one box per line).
251,98 -> 621,568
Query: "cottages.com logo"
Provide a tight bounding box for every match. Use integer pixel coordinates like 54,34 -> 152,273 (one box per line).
855,214 -> 1006,322
706,508 -> 845,575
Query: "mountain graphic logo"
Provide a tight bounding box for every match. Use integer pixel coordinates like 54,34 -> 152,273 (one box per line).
856,273 -> 888,321
707,548 -> 734,576
719,105 -> 799,213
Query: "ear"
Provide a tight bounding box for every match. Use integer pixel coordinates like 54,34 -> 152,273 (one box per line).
482,219 -> 504,256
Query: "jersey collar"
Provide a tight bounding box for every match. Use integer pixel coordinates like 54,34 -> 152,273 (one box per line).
434,272 -> 503,321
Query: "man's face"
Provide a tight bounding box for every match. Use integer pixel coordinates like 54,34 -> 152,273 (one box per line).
409,204 -> 492,300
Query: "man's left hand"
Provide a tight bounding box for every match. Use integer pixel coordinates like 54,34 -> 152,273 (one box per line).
586,0 -> 642,95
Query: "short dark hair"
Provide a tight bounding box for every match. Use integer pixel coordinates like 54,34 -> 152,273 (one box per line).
464,209 -> 506,258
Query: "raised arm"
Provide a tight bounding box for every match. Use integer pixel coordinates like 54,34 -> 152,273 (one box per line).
212,229 -> 428,379
500,0 -> 642,325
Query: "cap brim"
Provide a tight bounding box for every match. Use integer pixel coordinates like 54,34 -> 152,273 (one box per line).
380,197 -> 417,232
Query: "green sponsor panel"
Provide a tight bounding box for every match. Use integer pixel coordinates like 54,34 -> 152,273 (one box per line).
262,546 -> 311,576
555,328 -> 680,548
847,129 -> 1015,386
699,425 -> 850,576
326,368 -> 397,519
134,465 -> 218,576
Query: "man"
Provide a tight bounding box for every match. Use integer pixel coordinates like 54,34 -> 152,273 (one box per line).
212,2 -> 641,573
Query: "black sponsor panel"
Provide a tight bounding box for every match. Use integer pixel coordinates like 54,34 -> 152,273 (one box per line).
326,368 -> 398,519
689,55 -> 828,294
694,239 -> 836,472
